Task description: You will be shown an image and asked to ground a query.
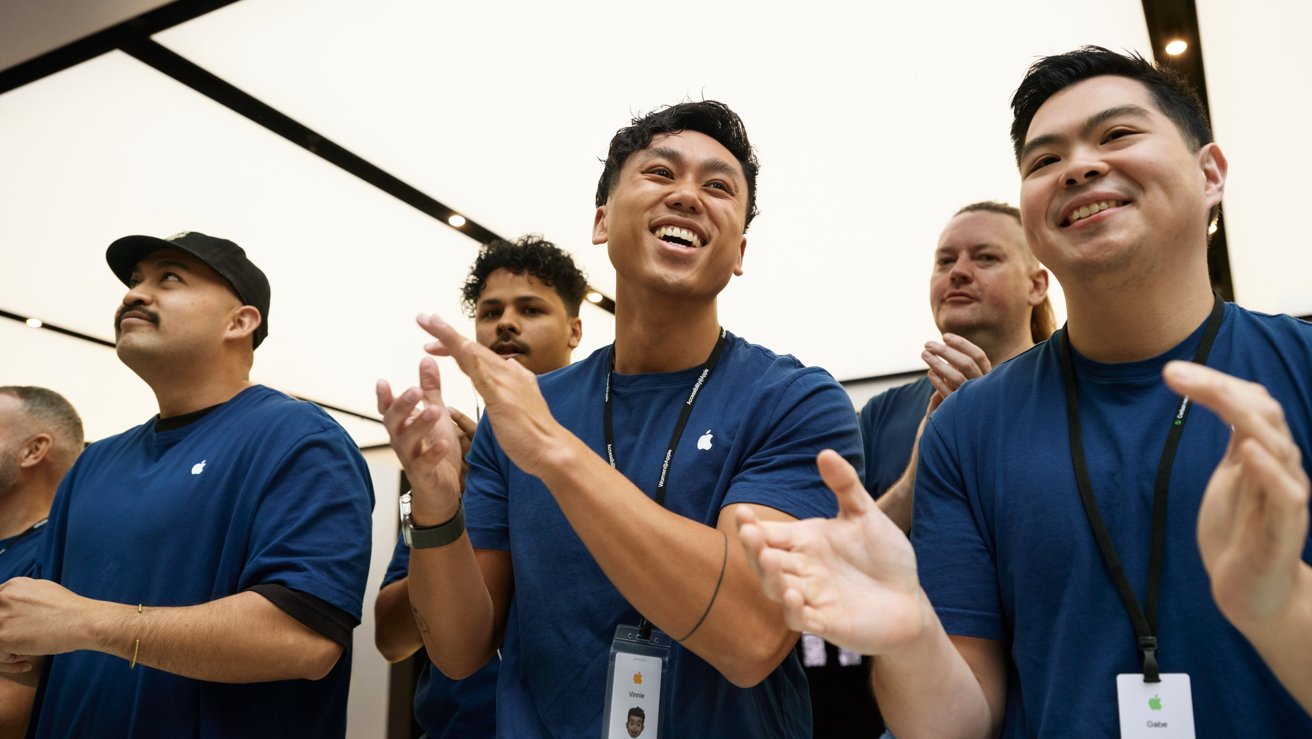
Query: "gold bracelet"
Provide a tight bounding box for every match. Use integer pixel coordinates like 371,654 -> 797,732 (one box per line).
129,604 -> 142,670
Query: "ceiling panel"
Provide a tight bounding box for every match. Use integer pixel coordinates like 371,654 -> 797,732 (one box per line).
151,0 -> 1147,379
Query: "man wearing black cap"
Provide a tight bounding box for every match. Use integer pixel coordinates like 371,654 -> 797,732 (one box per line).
0,232 -> 374,738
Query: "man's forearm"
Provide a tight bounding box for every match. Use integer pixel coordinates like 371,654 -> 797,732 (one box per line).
872,593 -> 1003,739
83,590 -> 342,683
375,578 -> 424,663
534,433 -> 798,687
406,537 -> 505,680
0,678 -> 34,739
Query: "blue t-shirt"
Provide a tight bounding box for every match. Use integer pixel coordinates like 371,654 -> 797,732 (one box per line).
465,333 -> 861,738
0,519 -> 48,582
27,385 -> 375,739
382,534 -> 498,738
859,376 -> 933,498
914,304 -> 1312,737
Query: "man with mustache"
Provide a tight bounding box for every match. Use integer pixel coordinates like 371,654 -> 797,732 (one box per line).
739,47 -> 1312,737
808,201 -> 1053,738
0,232 -> 374,738
374,234 -> 586,738
0,386 -> 82,739
378,100 -> 861,738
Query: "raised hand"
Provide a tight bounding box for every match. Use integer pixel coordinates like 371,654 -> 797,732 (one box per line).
376,356 -> 464,522
417,313 -> 562,478
923,333 -> 992,409
736,450 -> 926,656
1163,360 -> 1311,633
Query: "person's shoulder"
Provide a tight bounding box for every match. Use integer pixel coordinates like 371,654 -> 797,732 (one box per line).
860,375 -> 933,417
224,385 -> 354,441
537,345 -> 608,395
722,332 -> 839,386
1227,303 -> 1312,340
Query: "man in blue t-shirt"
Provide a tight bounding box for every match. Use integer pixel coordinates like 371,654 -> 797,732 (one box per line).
0,386 -> 82,739
377,101 -> 861,737
739,47 -> 1312,738
0,232 -> 374,738
374,235 -> 586,738
809,201 -> 1052,739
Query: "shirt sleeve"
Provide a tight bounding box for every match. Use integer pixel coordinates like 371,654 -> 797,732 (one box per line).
464,418 -> 511,551
721,367 -> 861,521
912,402 -> 1007,641
241,426 -> 375,622
381,532 -> 410,588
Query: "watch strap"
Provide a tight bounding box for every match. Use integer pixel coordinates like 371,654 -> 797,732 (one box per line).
409,497 -> 466,549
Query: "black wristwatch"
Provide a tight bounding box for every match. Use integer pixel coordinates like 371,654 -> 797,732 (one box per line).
399,492 -> 466,549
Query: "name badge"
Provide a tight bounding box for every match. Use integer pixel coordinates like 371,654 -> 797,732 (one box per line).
602,625 -> 670,739
1116,673 -> 1196,738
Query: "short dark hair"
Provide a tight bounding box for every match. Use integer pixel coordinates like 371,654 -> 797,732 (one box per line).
1010,46 -> 1213,163
627,707 -> 645,721
596,100 -> 760,230
951,201 -> 1056,343
461,235 -> 589,318
0,385 -> 84,472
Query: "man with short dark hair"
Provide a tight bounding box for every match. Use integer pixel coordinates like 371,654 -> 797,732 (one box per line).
739,47 -> 1312,738
374,234 -> 586,738
0,232 -> 374,738
379,100 -> 861,738
0,386 -> 82,739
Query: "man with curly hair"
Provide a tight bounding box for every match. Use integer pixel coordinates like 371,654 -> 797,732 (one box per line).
374,235 -> 586,738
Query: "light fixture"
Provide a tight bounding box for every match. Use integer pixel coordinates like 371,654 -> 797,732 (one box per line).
1165,39 -> 1188,56
25,317 -> 43,328
586,291 -> 603,304
1208,219 -> 1219,235
448,214 -> 467,228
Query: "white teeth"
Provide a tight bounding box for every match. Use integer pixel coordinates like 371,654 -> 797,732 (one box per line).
1067,200 -> 1124,225
653,225 -> 702,249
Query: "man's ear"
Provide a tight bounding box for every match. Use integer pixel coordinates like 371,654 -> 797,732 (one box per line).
1199,142 -> 1228,210
592,205 -> 609,245
19,433 -> 54,468
568,316 -> 582,349
1028,267 -> 1050,306
227,305 -> 261,343
733,236 -> 747,277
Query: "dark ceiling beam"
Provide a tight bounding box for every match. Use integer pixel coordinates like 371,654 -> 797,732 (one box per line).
0,1 -> 617,315
0,0 -> 242,96
1140,0 -> 1233,301
1,308 -> 384,427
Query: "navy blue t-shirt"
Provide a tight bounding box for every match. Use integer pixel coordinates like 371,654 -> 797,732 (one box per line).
915,305 -> 1312,737
465,333 -> 862,738
382,534 -> 498,738
27,385 -> 374,739
0,519 -> 47,582
858,376 -> 933,498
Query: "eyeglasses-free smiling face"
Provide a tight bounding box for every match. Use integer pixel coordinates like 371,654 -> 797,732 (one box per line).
593,130 -> 748,302
1017,75 -> 1226,290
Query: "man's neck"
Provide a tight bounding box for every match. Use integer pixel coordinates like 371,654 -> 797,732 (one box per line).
0,481 -> 52,540
1064,266 -> 1216,363
139,364 -> 252,419
965,328 -> 1035,367
612,291 -> 722,374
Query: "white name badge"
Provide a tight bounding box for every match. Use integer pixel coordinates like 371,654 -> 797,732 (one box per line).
602,625 -> 670,739
1116,673 -> 1196,739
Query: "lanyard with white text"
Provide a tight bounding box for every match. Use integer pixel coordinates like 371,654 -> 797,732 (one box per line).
1056,294 -> 1223,683
603,327 -> 727,638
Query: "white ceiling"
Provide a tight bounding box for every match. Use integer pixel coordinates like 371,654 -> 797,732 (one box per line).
2,0 -> 1306,448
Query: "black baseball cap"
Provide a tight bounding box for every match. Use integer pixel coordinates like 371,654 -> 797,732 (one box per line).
106,231 -> 272,348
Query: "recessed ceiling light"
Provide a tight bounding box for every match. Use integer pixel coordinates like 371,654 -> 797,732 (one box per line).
1165,39 -> 1188,56
1208,219 -> 1219,235
25,317 -> 43,328
448,214 -> 467,228
586,291 -> 603,304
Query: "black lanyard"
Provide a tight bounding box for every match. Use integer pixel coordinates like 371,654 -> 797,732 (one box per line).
0,518 -> 47,558
603,327 -> 727,636
1056,294 -> 1223,682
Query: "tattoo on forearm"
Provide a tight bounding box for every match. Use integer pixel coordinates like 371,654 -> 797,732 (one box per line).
411,607 -> 431,634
